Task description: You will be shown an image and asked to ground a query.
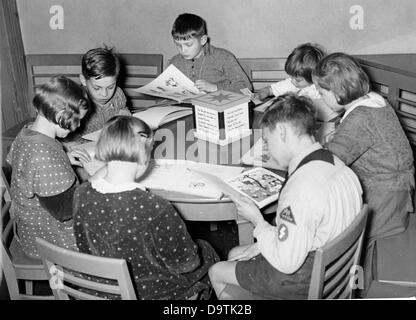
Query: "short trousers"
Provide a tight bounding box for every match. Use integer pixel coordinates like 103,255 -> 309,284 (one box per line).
235,251 -> 315,300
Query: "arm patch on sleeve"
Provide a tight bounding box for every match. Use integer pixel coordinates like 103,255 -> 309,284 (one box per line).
280,206 -> 296,225
278,223 -> 289,241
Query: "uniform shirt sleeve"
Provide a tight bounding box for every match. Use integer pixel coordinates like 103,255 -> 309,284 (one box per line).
216,53 -> 253,92
325,108 -> 373,165
253,184 -> 317,274
148,203 -> 202,274
270,78 -> 298,97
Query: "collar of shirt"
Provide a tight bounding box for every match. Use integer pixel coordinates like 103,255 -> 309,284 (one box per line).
91,177 -> 146,194
287,142 -> 323,176
341,91 -> 386,123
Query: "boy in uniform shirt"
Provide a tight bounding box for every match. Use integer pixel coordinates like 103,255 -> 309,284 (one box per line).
169,13 -> 252,93
208,94 -> 363,299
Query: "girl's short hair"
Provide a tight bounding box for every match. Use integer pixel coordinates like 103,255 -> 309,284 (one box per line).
285,43 -> 325,83
312,52 -> 370,105
259,93 -> 316,137
171,13 -> 207,41
33,75 -> 88,131
81,46 -> 120,80
96,116 -> 154,164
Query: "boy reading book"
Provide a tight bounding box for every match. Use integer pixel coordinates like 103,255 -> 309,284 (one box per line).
208,93 -> 363,300
169,13 -> 252,93
78,46 -> 131,137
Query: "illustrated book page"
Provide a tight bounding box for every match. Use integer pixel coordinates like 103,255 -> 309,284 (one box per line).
133,64 -> 205,102
193,166 -> 285,208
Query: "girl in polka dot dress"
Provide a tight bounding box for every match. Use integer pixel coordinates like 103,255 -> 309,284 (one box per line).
73,116 -> 219,300
6,75 -> 91,259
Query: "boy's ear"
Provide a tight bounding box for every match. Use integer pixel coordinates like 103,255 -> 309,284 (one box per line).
79,74 -> 87,87
335,94 -> 342,104
200,35 -> 208,46
276,123 -> 287,142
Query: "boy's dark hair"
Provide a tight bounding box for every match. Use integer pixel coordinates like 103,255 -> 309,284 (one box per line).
285,43 -> 325,83
171,13 -> 207,40
260,93 -> 316,137
33,75 -> 88,131
81,46 -> 120,80
312,52 -> 370,105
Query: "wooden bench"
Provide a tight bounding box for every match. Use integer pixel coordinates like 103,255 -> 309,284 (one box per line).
25,53 -> 163,111
355,54 -> 416,151
238,58 -> 288,92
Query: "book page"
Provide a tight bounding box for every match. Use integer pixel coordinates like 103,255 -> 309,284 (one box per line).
133,106 -> 193,129
240,88 -> 262,105
226,167 -> 285,208
254,98 -> 276,112
138,159 -> 244,198
192,166 -> 285,208
133,64 -> 205,102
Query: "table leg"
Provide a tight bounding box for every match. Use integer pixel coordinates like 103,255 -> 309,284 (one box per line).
236,218 -> 254,245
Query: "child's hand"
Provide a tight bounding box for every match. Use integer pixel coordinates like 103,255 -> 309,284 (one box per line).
67,149 -> 91,166
253,87 -> 272,101
227,193 -> 263,227
228,243 -> 260,261
195,80 -> 218,93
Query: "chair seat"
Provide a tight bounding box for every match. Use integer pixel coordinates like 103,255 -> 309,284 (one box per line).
9,238 -> 48,280
376,213 -> 416,284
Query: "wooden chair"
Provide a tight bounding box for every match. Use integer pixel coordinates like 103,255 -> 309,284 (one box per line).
238,58 -> 288,92
1,170 -> 53,299
25,53 -> 163,111
220,204 -> 369,300
308,204 -> 369,299
35,238 -> 137,300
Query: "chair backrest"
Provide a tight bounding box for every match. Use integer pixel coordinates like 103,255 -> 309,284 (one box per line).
1,169 -> 53,300
238,58 -> 288,92
25,53 -> 163,111
35,238 -> 137,300
308,204 -> 369,299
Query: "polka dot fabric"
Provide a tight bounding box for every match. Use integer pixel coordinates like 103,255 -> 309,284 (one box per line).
73,182 -> 219,300
7,126 -> 78,258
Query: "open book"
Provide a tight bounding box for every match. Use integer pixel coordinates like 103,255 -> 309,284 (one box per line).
194,166 -> 285,208
133,105 -> 193,130
138,159 -> 245,198
133,64 -> 205,103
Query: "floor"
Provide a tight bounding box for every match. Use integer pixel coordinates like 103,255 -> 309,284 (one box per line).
185,220 -> 239,260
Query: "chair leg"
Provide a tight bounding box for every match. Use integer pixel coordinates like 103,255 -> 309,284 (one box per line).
25,280 -> 33,295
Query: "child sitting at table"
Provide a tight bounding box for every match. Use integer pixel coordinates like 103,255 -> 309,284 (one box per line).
73,115 -> 219,300
6,75 -> 91,258
169,13 -> 252,93
76,46 -> 131,138
254,43 -> 337,122
312,52 -> 415,295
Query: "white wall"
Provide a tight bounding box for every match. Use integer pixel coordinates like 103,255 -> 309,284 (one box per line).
17,0 -> 416,65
